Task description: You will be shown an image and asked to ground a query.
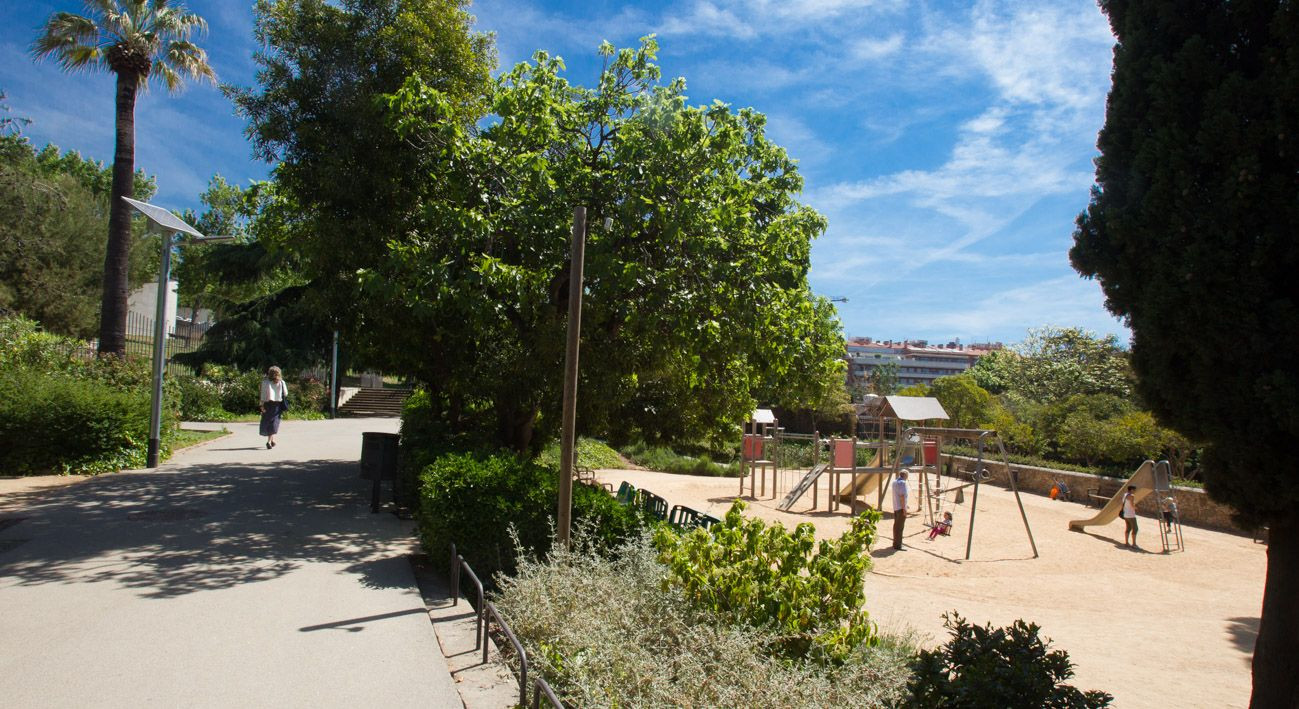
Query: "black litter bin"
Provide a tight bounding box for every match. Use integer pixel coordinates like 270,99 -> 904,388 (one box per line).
360,432 -> 400,512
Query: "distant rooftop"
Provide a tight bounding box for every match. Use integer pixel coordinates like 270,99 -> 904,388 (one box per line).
845,336 -> 1004,354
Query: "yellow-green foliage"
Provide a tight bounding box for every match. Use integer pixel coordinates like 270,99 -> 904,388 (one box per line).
655,500 -> 880,663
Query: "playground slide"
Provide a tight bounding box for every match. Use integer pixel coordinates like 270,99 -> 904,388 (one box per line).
777,462 -> 830,511
1067,460 -> 1156,531
836,470 -> 892,506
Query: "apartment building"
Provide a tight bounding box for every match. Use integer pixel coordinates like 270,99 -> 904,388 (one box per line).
845,337 -> 1003,393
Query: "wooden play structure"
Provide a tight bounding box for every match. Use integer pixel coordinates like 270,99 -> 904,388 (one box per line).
742,397 -> 1039,561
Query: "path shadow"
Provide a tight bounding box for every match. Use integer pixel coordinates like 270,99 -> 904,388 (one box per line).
0,457 -> 409,600
1226,617 -> 1258,663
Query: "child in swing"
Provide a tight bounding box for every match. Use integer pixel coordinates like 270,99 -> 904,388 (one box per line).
929,511 -> 954,540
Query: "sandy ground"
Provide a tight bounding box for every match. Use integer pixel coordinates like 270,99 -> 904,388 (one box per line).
596,466 -> 1264,709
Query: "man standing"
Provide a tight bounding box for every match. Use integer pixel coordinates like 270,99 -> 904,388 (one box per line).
892,469 -> 910,550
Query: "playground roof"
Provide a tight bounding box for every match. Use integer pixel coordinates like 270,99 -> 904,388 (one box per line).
751,408 -> 777,424
883,396 -> 949,421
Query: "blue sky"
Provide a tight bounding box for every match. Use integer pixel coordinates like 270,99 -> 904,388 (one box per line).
0,0 -> 1126,345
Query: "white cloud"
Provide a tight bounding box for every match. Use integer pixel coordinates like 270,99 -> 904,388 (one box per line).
850,33 -> 904,61
659,2 -> 756,39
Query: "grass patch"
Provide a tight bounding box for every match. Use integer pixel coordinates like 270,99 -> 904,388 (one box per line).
619,441 -> 741,477
536,437 -> 629,470
166,428 -> 228,457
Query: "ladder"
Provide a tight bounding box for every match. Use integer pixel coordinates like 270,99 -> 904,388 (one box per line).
1153,460 -> 1184,552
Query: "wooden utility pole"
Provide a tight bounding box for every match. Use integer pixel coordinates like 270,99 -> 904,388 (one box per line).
557,206 -> 587,547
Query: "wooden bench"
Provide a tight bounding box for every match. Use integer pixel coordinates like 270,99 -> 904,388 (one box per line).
1086,488 -> 1109,507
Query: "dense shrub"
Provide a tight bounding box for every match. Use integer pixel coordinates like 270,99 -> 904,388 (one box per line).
173,373 -> 228,421
620,441 -> 741,477
213,367 -> 263,414
535,437 -> 627,471
290,372 -> 327,413
495,530 -> 914,707
905,612 -> 1112,708
417,452 -> 645,585
655,501 -> 880,663
0,370 -> 158,474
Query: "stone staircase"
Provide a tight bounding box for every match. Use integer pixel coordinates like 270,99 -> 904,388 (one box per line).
337,387 -> 412,418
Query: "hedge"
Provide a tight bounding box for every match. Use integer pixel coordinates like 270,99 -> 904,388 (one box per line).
417,451 -> 645,586
0,370 -> 163,475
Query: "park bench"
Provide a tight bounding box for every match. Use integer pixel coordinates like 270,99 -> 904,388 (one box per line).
1086,487 -> 1109,507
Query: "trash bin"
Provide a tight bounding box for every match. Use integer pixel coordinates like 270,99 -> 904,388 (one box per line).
361,432 -> 400,513
360,432 -> 400,480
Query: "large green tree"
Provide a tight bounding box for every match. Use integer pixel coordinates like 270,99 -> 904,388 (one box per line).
0,134 -> 156,337
1071,2 -> 1299,704
1010,327 -> 1132,404
227,0 -> 496,330
371,40 -> 843,452
32,0 -> 214,356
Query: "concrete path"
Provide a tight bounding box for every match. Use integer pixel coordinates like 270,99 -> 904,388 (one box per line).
0,418 -> 464,708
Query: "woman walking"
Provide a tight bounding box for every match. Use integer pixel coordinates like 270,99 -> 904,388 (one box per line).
259,366 -> 289,449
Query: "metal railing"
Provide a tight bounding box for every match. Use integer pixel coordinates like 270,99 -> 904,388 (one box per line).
485,600 -> 529,706
450,544 -> 534,708
448,543 -> 483,650
532,677 -> 563,708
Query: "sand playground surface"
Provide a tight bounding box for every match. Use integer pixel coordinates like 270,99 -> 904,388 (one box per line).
2,462 -> 1263,708
595,467 -> 1265,709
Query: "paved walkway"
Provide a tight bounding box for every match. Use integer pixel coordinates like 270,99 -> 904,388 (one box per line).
0,418 -> 463,708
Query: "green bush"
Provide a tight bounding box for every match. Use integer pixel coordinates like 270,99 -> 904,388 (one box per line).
535,437 -> 627,470
0,370 -> 161,475
620,441 -> 741,477
655,500 -> 880,663
290,372 -> 327,413
905,612 -> 1112,708
173,373 -> 228,421
0,316 -> 87,373
495,531 -> 914,708
201,365 -> 262,414
417,451 -> 645,585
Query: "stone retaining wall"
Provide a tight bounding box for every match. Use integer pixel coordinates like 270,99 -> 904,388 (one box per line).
942,454 -> 1246,535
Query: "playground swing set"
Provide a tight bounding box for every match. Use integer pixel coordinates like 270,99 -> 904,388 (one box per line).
740,396 -> 1039,561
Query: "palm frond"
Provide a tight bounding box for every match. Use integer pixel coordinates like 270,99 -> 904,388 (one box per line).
31,12 -> 105,70
153,6 -> 208,39
151,61 -> 181,91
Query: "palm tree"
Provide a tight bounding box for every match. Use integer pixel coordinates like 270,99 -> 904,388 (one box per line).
32,1 -> 215,356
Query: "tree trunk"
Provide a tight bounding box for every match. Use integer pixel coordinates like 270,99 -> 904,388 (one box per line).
98,72 -> 139,357
1251,514 -> 1298,708
499,406 -> 537,455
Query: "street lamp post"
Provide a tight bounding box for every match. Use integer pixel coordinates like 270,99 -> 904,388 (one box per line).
122,197 -> 234,468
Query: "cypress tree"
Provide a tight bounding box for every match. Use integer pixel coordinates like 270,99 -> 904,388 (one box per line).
1072,2 -> 1299,705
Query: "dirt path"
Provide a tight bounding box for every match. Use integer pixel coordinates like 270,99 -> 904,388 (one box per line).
596,467 -> 1262,708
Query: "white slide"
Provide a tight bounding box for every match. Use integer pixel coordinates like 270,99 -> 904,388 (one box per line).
1068,460 -> 1156,530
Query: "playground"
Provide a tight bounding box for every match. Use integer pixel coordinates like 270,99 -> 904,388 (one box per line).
597,400 -> 1265,708
597,466 -> 1262,708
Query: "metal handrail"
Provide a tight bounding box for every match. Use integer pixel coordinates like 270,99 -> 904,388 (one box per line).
485,600 -> 529,707
532,677 -> 563,708
449,543 -> 483,650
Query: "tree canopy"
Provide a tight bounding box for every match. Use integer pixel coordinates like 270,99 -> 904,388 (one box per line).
0,133 -> 156,338
374,40 -> 843,451
1071,1 -> 1299,704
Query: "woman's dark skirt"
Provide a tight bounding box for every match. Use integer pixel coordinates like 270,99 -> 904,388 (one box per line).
259,405 -> 282,436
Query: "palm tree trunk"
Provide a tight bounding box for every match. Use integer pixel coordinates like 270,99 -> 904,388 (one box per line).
98,71 -> 139,357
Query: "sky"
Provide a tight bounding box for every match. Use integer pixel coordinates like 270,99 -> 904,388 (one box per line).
0,0 -> 1127,346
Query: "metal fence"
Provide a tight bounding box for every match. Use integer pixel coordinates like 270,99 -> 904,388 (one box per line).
56,312 -> 209,376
